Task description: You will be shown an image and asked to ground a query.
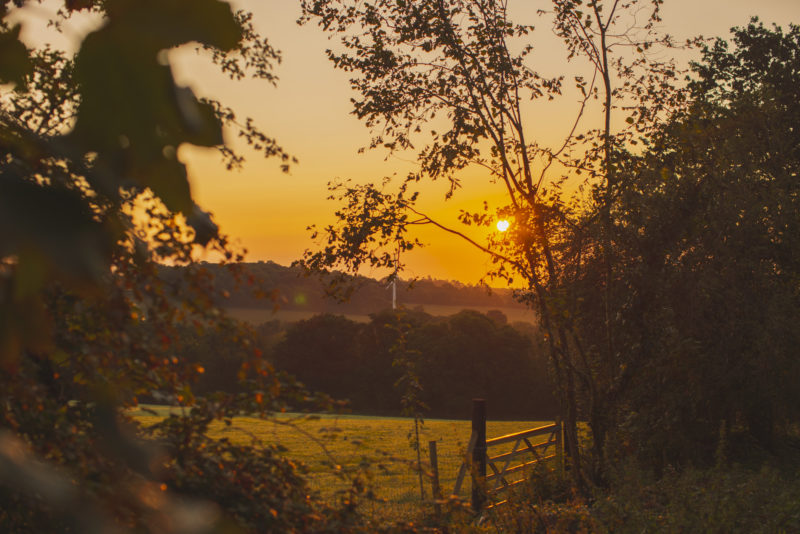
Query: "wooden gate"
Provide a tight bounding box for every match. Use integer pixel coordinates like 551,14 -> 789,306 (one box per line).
451,399 -> 563,510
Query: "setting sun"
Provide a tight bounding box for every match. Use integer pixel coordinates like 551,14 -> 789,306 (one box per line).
3,0 -> 800,529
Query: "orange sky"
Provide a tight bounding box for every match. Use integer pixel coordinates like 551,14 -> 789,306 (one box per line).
10,0 -> 800,284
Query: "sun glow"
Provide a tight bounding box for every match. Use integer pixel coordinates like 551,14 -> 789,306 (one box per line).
496,219 -> 510,232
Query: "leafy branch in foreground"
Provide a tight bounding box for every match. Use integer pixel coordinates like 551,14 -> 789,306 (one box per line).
0,1 -> 363,532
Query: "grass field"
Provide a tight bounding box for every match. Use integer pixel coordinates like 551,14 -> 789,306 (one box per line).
226,303 -> 537,325
132,406 -> 551,522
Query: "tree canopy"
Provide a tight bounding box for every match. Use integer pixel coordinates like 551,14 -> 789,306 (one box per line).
272,309 -> 555,419
300,0 -> 800,484
602,19 -> 800,467
299,0 -> 679,483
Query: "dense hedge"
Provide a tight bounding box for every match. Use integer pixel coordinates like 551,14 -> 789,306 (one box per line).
180,308 -> 556,419
271,309 -> 556,419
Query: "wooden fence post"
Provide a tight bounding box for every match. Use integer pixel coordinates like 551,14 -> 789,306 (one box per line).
429,440 -> 441,517
471,398 -> 487,512
555,420 -> 564,476
561,418 -> 571,473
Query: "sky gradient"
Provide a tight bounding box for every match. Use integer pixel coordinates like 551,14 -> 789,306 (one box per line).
11,0 -> 800,284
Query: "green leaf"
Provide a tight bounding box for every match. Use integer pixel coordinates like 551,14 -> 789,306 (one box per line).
67,0 -> 241,214
186,206 -> 219,246
70,25 -> 227,213
65,0 -> 95,11
105,0 -> 242,52
0,285 -> 49,367
134,156 -> 194,216
0,25 -> 32,86
0,172 -> 113,287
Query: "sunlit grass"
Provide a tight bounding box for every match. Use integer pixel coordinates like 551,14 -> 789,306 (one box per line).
132,405 -> 550,522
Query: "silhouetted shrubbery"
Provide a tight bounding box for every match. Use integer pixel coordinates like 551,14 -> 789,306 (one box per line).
268,309 -> 556,419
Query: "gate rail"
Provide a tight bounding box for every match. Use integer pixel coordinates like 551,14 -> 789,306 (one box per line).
450,399 -> 563,510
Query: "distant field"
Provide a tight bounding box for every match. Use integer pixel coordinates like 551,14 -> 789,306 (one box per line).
132,407 -> 550,522
226,304 -> 536,325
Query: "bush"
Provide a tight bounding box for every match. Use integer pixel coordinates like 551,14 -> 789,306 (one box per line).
594,464 -> 800,533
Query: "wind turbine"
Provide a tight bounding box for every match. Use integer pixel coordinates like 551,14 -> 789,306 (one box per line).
388,245 -> 399,310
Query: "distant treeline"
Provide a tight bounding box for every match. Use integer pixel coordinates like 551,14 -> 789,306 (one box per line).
161,261 -> 526,316
180,308 -> 556,420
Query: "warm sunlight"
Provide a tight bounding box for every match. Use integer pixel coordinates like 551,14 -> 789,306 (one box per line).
165,0 -> 799,284
4,1 -> 800,531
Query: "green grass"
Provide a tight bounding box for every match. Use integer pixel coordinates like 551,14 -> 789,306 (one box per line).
132,406 -> 551,522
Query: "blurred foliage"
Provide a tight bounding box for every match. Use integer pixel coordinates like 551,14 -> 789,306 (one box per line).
0,1 -> 360,532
